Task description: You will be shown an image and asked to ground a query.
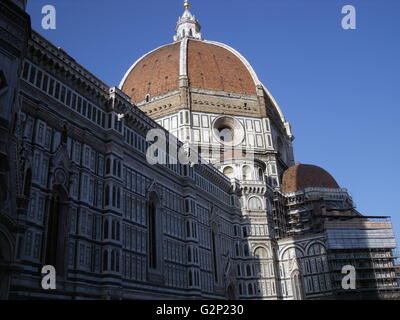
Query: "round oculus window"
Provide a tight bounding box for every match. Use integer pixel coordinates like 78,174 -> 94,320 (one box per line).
212,116 -> 245,146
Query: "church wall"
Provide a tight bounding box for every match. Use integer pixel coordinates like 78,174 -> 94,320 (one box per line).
8,35 -> 251,299
277,235 -> 333,300
0,0 -> 30,300
1,1 -> 398,301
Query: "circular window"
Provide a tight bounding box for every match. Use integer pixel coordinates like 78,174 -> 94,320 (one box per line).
223,166 -> 234,179
212,116 -> 244,146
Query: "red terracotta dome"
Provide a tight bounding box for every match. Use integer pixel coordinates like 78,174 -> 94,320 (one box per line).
187,40 -> 257,95
119,1 -> 289,128
282,163 -> 340,193
120,42 -> 181,104
120,39 -> 259,103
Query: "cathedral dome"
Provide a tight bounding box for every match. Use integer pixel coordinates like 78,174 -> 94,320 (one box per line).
282,163 -> 340,193
119,0 -> 289,133
120,39 -> 259,103
119,0 -> 263,104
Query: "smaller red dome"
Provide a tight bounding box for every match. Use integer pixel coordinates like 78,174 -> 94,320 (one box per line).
282,163 -> 340,193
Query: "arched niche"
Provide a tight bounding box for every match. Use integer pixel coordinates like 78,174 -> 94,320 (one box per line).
146,189 -> 164,283
44,184 -> 69,277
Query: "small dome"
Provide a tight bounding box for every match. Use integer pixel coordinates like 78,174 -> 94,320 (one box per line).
282,163 -> 340,193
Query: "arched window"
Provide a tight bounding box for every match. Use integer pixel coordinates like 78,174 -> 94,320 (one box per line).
248,197 -> 263,210
308,243 -> 326,256
246,265 -> 252,276
112,186 -> 116,207
23,169 -> 32,197
111,250 -> 116,271
189,270 -> 193,286
103,250 -> 108,271
116,222 -> 120,241
223,166 -> 234,179
116,251 -> 120,272
248,283 -> 253,295
186,221 -> 191,237
45,186 -> 68,275
148,200 -> 157,269
242,165 -> 252,180
211,230 -> 218,282
258,168 -> 264,181
243,244 -> 249,257
113,160 -> 117,175
227,284 -> 235,300
105,185 -> 110,206
104,219 -> 109,239
106,159 -> 111,174
242,226 -> 248,238
282,247 -> 303,260
117,162 -> 121,177
112,220 -> 116,239
254,247 -> 269,259
291,271 -> 303,300
117,188 -> 121,208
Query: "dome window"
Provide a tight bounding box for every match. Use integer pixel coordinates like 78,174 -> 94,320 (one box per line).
223,166 -> 234,179
212,116 -> 244,146
218,126 -> 233,143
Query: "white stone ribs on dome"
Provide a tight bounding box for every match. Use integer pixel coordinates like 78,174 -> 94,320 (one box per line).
179,38 -> 188,77
203,40 -> 262,87
119,37 -> 290,129
261,83 -> 287,124
204,40 -> 288,125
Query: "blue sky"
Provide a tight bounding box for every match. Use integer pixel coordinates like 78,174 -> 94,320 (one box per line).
27,0 -> 400,240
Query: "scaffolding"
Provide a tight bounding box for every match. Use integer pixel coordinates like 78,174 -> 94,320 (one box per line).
272,191 -> 288,239
325,216 -> 400,299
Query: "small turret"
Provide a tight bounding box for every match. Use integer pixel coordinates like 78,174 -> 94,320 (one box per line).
174,0 -> 203,41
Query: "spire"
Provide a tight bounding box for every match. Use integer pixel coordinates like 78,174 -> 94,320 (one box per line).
174,0 -> 203,41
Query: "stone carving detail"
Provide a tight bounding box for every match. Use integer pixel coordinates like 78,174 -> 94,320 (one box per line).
144,103 -> 173,115
193,99 -> 253,112
54,168 -> 67,186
